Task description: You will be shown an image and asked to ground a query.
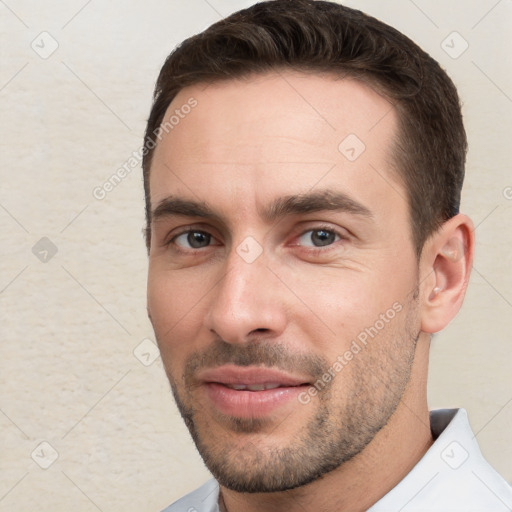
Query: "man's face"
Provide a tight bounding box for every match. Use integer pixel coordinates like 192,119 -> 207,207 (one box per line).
147,71 -> 422,492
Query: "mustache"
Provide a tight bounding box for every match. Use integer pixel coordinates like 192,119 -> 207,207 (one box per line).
183,338 -> 329,384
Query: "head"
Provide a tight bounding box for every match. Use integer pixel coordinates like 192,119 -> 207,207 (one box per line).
144,0 -> 473,494
143,0 -> 467,256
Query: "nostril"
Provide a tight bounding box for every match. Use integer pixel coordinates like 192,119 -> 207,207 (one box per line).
251,328 -> 269,334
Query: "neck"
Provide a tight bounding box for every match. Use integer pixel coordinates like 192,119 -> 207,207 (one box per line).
220,336 -> 433,512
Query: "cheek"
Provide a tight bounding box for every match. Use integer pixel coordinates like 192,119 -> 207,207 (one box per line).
287,264 -> 413,354
147,267 -> 207,360
147,271 -> 176,332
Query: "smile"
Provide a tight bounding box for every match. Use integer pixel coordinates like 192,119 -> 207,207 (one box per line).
197,365 -> 312,418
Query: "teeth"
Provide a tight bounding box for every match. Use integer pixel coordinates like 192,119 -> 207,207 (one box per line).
247,384 -> 266,391
259,383 -> 280,390
226,383 -> 282,391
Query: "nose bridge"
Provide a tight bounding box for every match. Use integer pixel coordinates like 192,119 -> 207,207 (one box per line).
204,244 -> 285,343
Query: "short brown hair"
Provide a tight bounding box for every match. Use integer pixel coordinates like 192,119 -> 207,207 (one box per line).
143,0 -> 467,255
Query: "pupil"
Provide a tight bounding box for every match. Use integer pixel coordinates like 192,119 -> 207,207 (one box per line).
188,231 -> 210,248
311,230 -> 334,246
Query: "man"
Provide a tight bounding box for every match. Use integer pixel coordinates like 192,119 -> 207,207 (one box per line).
143,1 -> 512,510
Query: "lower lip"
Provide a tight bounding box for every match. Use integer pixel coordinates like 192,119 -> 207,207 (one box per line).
204,383 -> 308,418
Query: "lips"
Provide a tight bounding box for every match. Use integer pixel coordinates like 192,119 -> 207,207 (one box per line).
198,365 -> 310,389
197,365 -> 311,418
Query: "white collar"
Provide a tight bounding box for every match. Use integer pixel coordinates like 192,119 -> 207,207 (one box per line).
370,408 -> 512,511
164,409 -> 512,511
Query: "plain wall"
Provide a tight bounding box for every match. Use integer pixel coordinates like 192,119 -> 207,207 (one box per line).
0,1 -> 510,511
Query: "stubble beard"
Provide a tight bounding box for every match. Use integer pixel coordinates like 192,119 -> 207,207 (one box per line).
163,299 -> 420,493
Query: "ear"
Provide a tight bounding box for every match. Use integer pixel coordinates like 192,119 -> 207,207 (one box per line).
419,214 -> 474,334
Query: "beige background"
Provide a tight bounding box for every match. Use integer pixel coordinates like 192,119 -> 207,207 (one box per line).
0,0 -> 511,511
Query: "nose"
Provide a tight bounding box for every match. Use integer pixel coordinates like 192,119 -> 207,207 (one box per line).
203,247 -> 287,344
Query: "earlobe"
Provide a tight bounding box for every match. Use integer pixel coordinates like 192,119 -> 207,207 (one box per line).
420,214 -> 474,334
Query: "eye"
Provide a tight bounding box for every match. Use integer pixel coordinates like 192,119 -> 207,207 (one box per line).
173,230 -> 212,249
298,229 -> 340,247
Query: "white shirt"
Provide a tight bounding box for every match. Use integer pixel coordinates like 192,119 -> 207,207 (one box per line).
162,409 -> 512,511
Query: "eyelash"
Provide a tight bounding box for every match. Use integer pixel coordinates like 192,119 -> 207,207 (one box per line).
291,225 -> 347,255
165,225 -> 346,253
164,228 -> 209,248
167,229 -> 215,250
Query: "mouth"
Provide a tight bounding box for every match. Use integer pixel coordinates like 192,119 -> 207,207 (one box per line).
221,382 -> 292,391
197,365 -> 312,418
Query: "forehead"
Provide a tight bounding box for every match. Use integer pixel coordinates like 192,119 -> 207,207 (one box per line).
149,70 -> 405,220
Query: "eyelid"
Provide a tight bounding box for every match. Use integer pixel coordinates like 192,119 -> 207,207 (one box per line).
298,229 -> 340,246
173,231 -> 209,249
289,223 -> 349,246
160,221 -> 349,251
162,224 -> 221,248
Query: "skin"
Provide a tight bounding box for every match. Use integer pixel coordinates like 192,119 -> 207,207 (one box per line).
146,70 -> 474,512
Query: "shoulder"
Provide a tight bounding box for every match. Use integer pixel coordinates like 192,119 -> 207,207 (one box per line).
160,479 -> 220,512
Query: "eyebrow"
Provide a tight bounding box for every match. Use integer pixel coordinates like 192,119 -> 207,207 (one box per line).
151,191 -> 372,224
261,190 -> 372,223
152,197 -> 220,223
